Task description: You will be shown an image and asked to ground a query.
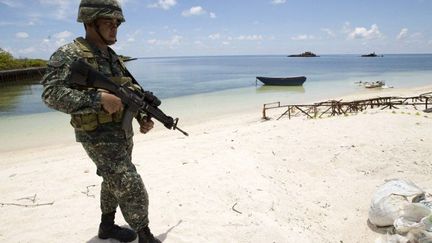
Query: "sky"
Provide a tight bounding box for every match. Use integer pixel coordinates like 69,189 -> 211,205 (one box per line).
1,0 -> 431,59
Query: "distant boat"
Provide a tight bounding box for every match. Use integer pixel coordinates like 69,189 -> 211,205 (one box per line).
356,80 -> 386,88
361,52 -> 383,57
256,76 -> 306,86
365,81 -> 385,88
288,51 -> 319,57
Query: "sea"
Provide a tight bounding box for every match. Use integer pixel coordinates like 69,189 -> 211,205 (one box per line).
1,54 -> 432,151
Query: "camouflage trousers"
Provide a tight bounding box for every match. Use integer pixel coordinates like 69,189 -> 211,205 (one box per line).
81,138 -> 149,231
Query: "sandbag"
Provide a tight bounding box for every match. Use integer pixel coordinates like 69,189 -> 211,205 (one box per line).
394,203 -> 431,234
369,179 -> 425,227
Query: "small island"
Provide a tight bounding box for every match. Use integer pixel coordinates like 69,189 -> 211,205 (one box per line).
361,52 -> 383,57
288,51 -> 319,57
0,48 -> 47,83
0,48 -> 47,71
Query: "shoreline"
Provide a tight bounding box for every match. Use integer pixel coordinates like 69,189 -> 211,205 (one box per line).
1,84 -> 432,242
1,83 -> 432,153
0,67 -> 46,83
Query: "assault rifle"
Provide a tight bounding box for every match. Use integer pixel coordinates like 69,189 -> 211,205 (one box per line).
69,59 -> 188,136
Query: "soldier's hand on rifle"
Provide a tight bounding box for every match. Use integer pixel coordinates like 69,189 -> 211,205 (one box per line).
100,92 -> 123,114
139,117 -> 154,134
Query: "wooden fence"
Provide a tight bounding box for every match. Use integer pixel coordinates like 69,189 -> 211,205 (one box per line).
0,67 -> 46,84
262,92 -> 432,120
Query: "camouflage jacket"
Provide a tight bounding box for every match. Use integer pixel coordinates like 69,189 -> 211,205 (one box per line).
41,37 -> 133,143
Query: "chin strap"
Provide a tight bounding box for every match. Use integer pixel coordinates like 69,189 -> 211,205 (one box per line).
94,21 -> 116,45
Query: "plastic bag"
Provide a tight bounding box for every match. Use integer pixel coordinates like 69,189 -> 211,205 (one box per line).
394,203 -> 431,234
369,179 -> 425,227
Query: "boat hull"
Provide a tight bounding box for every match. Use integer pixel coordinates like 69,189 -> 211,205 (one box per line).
256,76 -> 306,86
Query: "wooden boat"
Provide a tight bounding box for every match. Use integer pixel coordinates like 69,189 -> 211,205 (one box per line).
364,80 -> 385,88
256,76 -> 306,86
356,80 -> 389,88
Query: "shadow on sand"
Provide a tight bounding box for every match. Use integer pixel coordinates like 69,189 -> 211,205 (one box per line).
366,219 -> 395,235
86,220 -> 183,243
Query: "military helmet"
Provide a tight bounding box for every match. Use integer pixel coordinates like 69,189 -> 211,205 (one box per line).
77,0 -> 125,23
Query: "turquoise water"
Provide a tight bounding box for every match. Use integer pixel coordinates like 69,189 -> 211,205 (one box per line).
1,54 -> 432,117
132,54 -> 432,98
1,54 -> 431,151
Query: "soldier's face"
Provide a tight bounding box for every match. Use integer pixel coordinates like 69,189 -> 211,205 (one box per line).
96,18 -> 121,45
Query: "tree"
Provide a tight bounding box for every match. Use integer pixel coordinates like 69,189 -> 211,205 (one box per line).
0,48 -> 17,70
0,48 -> 47,70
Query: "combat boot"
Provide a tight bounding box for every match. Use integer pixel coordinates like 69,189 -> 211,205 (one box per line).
138,226 -> 161,243
98,211 -> 137,242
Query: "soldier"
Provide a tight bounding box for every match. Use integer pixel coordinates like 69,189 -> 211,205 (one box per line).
41,1 -> 161,242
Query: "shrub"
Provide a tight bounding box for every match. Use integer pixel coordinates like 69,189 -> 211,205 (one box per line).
0,48 -> 47,70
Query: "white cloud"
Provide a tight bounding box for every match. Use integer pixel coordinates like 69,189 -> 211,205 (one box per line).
208,33 -> 221,40
0,19 -> 38,27
42,30 -> 74,48
126,30 -> 142,43
209,12 -> 216,19
410,32 -> 423,39
15,32 -> 29,39
236,35 -> 263,41
53,30 -> 73,39
271,0 -> 286,4
147,35 -> 183,48
291,34 -> 315,41
170,35 -> 182,45
182,6 -> 206,17
397,28 -> 409,40
348,24 -> 382,40
400,32 -> 426,44
222,41 -> 230,45
0,0 -> 23,7
18,47 -> 36,54
342,22 -> 351,34
2,47 -> 14,55
39,0 -> 76,20
147,39 -> 158,45
148,0 -> 177,10
321,28 -> 335,37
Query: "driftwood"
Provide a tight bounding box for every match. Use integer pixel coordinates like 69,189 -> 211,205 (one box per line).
0,202 -> 54,207
0,194 -> 54,208
81,184 -> 97,198
231,202 -> 242,214
262,92 -> 432,120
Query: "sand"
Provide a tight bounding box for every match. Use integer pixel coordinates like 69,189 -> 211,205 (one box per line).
1,85 -> 432,243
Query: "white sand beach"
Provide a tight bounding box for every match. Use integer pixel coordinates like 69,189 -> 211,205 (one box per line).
1,85 -> 432,243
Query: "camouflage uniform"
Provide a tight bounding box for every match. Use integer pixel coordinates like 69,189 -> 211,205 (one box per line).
41,38 -> 150,231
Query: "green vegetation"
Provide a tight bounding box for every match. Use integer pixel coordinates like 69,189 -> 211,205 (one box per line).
0,48 -> 47,71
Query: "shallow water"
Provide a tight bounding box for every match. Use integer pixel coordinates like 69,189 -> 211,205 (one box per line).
1,54 -> 432,117
1,54 -> 431,151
